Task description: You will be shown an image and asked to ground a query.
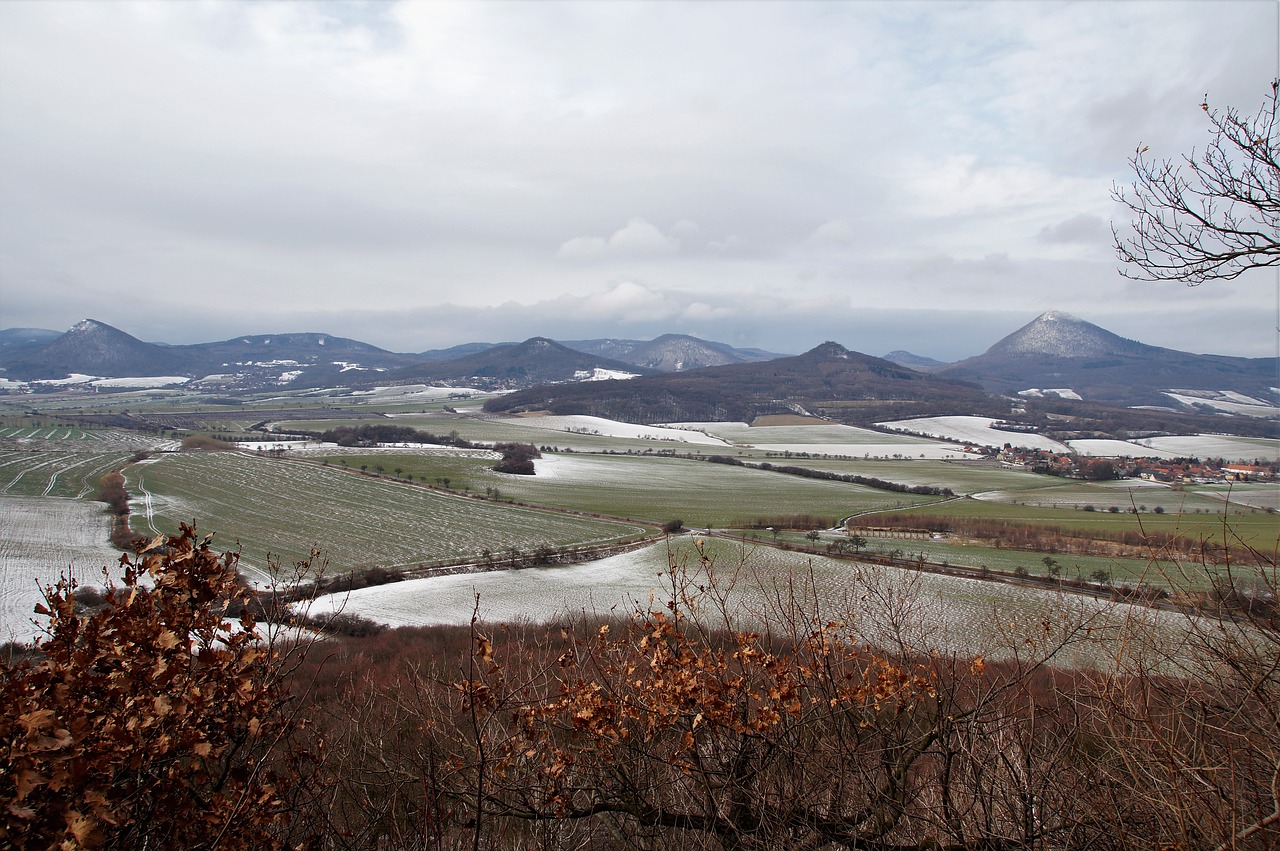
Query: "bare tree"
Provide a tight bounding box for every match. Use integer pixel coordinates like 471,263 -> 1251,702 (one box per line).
1112,80 -> 1280,283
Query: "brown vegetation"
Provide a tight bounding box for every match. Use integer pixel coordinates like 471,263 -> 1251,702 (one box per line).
0,525 -> 317,849
179,434 -> 236,451
4,524 -> 1277,849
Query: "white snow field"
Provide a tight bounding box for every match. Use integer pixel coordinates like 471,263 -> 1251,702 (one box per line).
0,496 -> 124,645
670,422 -> 968,458
1164,391 -> 1279,419
90,376 -> 190,389
1067,439 -> 1182,458
1134,434 -> 1280,462
877,416 -> 1070,452
351,384 -> 488,403
307,537 -> 1210,669
497,415 -> 731,446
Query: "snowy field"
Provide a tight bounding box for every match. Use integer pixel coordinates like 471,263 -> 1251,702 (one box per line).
348,384 -> 488,403
1164,391 -> 1279,419
1134,434 -> 1280,462
667,421 -> 968,458
877,416 -> 1070,452
1067,439 -> 1182,458
496,415 -> 731,446
307,537 -> 1209,668
0,496 -> 124,645
90,376 -> 190,389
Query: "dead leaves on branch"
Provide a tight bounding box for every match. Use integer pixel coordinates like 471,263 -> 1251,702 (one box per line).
1,523 -> 302,850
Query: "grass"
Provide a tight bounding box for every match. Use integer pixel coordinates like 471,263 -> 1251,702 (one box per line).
123,450 -> 649,579
870,496 -> 1279,554
311,450 -> 945,527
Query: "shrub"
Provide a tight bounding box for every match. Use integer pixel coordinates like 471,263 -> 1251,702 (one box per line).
0,525 -> 313,849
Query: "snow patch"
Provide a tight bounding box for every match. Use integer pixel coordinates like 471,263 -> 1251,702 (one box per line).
1018,388 -> 1082,401
91,376 -> 190,389
877,416 -> 1069,452
574,368 -> 640,381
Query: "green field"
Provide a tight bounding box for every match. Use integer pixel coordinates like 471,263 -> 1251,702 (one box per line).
123,450 -> 649,579
872,495 -> 1279,553
309,450 -> 944,527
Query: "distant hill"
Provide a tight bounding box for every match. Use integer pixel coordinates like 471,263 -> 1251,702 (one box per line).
0,327 -> 61,349
938,311 -> 1278,408
417,342 -> 509,361
883,350 -> 949,371
484,341 -> 996,425
386,337 -> 653,388
561,334 -> 782,371
0,320 -> 423,386
1,320 -> 190,379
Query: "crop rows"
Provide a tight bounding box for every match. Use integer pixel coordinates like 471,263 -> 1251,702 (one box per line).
0,449 -> 136,498
313,535 -> 1206,671
0,495 -> 123,645
124,451 -> 648,577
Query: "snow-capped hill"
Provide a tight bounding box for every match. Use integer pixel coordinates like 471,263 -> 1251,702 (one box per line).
4,319 -> 188,379
986,311 -> 1149,358
939,312 -> 1277,407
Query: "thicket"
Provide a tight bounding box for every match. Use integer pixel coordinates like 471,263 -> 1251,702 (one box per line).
757,461 -> 955,496
863,512 -> 1270,566
493,442 -> 541,475
4,525 -> 1277,848
319,424 -> 476,449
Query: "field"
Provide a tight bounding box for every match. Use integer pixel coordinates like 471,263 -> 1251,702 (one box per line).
123,450 -> 649,579
307,535 -> 1210,670
874,494 -> 1279,553
308,450 -> 945,526
0,496 -> 124,645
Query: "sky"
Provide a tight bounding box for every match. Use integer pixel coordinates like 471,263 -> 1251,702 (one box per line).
1,0 -> 1277,361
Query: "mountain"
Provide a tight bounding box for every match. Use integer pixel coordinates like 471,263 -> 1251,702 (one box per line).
938,311 -> 1278,407
0,327 -> 61,350
883,350 -> 949,371
417,342 -> 509,361
561,334 -> 783,371
385,337 -> 653,389
484,341 -> 995,425
1,319 -> 189,379
0,321 -> 425,386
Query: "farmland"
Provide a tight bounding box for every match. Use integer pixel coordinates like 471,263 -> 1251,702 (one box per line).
307,534 -> 1212,671
0,391 -> 1274,651
0,495 -> 123,644
122,450 -> 649,579
309,450 -> 946,527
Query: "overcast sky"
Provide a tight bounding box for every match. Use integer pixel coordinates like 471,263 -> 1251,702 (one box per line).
1,1 -> 1277,361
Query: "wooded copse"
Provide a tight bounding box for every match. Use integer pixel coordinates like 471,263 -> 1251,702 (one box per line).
3,525 -> 1277,849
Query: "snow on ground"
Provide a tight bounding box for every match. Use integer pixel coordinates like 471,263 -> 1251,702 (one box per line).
1067,439 -> 1182,458
1018,388 -> 1083,400
1164,392 -> 1279,418
307,544 -> 674,629
666,422 -> 968,458
32,374 -> 99,386
1134,434 -> 1280,462
499,415 -> 730,445
90,376 -> 190,389
0,496 -> 124,645
575,368 -> 640,381
303,538 -> 1210,667
877,416 -> 1070,452
351,384 -> 487,402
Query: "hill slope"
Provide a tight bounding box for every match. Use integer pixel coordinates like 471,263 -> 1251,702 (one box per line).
939,311 -> 1278,408
485,342 -> 996,425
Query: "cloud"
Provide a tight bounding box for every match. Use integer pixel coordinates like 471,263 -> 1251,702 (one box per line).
1038,213 -> 1108,245
557,218 -> 680,260
803,219 -> 859,249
